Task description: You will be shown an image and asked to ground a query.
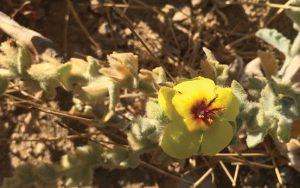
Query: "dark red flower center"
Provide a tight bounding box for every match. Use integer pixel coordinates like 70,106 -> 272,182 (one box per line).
190,96 -> 223,125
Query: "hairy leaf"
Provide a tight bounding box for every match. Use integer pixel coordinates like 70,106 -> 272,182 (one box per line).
61,143 -> 103,186
202,47 -> 229,85
128,117 -> 163,151
2,164 -> 59,188
256,28 -> 291,57
285,9 -> 300,31
291,33 -> 300,56
17,44 -> 32,75
246,130 -> 266,148
231,80 -> 248,110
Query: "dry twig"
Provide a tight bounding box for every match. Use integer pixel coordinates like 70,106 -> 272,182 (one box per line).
0,11 -> 59,57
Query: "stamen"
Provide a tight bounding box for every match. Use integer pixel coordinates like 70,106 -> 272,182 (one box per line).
206,95 -> 218,108
190,95 -> 223,128
207,118 -> 213,124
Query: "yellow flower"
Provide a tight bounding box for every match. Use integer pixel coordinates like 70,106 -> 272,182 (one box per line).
158,77 -> 240,159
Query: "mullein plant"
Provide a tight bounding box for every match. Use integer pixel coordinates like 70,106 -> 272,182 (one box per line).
0,39 -> 163,121
0,38 -> 167,187
0,37 -> 246,187
2,28 -> 300,186
244,0 -> 300,148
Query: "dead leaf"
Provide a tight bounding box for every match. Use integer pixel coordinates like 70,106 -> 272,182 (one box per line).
276,139 -> 300,172
291,118 -> 300,139
286,139 -> 300,172
172,6 -> 191,22
244,57 -> 263,78
258,50 -> 278,78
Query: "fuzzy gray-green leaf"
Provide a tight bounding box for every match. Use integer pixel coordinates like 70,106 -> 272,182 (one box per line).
276,116 -> 293,142
86,56 -> 102,79
146,100 -> 164,120
17,45 -> 32,75
256,28 -> 291,57
128,117 -> 162,151
103,147 -> 140,169
291,33 -> 300,56
231,80 -> 248,109
246,130 -> 266,148
285,9 -> 300,30
104,79 -> 120,122
202,47 -> 229,85
61,143 -> 103,186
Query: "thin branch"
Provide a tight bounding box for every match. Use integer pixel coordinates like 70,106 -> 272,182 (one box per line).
264,142 -> 283,185
219,160 -> 235,185
264,0 -> 293,26
112,7 -> 175,82
232,164 -> 240,187
3,93 -> 96,123
216,153 -> 268,157
65,0 -> 102,56
192,167 -> 214,188
139,160 -> 193,185
0,11 -> 59,57
227,157 -> 274,169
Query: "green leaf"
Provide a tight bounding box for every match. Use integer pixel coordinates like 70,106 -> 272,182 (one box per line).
291,33 -> 300,56
103,79 -> 120,122
80,76 -> 109,103
256,83 -> 278,129
145,100 -> 163,120
152,67 -> 166,84
231,80 -> 248,109
293,0 -> 300,4
61,143 -> 103,186
128,117 -> 162,151
27,62 -> 62,83
57,64 -> 72,91
285,9 -> 300,31
214,63 -> 229,85
102,147 -> 140,169
17,44 -> 32,75
200,48 -> 217,81
33,165 -> 60,187
2,164 -> 59,188
2,164 -> 35,188
202,47 -> 229,85
246,130 -> 266,148
256,28 -> 291,57
138,67 -> 166,93
85,56 -> 102,79
0,40 -> 19,74
0,68 -> 16,79
276,116 -> 293,142
247,76 -> 267,99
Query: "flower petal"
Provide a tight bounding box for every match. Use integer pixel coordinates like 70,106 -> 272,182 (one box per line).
158,87 -> 180,120
160,121 -> 202,159
172,77 -> 216,123
199,120 -> 233,155
214,87 -> 240,121
173,77 -> 215,99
